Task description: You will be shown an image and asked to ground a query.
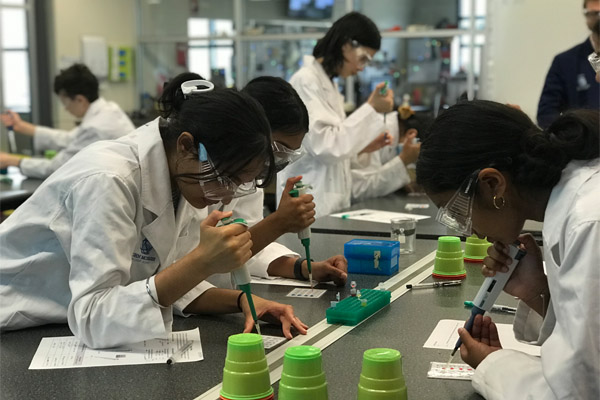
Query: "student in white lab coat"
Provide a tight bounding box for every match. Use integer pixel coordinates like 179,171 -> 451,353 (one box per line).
229,76 -> 347,284
277,12 -> 394,216
0,75 -> 307,348
417,100 -> 599,399
351,105 -> 430,202
0,64 -> 134,178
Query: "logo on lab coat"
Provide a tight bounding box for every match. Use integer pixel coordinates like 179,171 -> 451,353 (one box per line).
140,238 -> 153,255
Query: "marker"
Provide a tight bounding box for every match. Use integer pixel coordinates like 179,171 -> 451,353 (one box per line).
166,341 -> 193,364
406,280 -> 462,290
464,300 -> 516,314
341,212 -> 371,219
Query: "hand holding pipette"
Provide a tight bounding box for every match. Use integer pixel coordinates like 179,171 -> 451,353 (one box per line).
450,242 -> 526,359
289,181 -> 314,288
220,216 -> 261,335
380,81 -> 389,123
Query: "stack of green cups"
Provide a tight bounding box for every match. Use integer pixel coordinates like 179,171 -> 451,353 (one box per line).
432,236 -> 466,279
464,235 -> 492,262
220,333 -> 274,400
357,348 -> 407,400
279,346 -> 328,399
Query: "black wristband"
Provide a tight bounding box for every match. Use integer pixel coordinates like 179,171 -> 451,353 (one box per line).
236,291 -> 244,312
294,257 -> 309,281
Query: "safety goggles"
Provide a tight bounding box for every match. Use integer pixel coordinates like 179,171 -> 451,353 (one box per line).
588,52 -> 600,73
583,10 -> 600,18
351,40 -> 373,69
272,141 -> 304,173
197,142 -> 257,201
435,169 -> 480,236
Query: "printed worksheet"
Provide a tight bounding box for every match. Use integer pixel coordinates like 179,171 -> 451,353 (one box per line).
29,328 -> 203,370
330,209 -> 430,223
423,319 -> 540,357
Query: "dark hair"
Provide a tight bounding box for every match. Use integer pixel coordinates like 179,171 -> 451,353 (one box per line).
53,63 -> 99,102
416,100 -> 599,193
313,12 -> 381,77
242,76 -> 309,136
397,113 -> 434,143
158,72 -> 275,187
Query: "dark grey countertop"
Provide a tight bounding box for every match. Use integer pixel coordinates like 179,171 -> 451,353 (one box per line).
0,234 -> 522,400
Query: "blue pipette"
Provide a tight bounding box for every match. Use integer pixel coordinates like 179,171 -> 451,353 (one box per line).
450,241 -> 526,358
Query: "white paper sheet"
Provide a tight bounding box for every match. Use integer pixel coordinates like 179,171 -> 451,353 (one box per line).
330,209 -> 430,223
29,328 -> 203,370
423,319 -> 540,357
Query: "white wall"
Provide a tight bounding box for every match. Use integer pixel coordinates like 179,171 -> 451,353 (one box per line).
51,0 -> 136,129
481,0 -> 590,121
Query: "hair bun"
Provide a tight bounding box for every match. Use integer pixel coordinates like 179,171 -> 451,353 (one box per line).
398,105 -> 415,120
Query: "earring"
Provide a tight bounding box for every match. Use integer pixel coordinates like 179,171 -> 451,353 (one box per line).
493,195 -> 506,210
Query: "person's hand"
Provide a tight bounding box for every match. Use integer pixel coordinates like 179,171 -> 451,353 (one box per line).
1,111 -> 35,136
195,210 -> 253,275
458,314 -> 502,368
241,295 -> 308,339
0,152 -> 21,168
359,131 -> 391,155
303,255 -> 348,286
367,82 -> 394,114
482,234 -> 546,301
398,131 -> 421,165
274,176 -> 316,233
506,103 -> 522,111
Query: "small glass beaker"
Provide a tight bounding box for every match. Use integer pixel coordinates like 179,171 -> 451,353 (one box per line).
390,217 -> 416,254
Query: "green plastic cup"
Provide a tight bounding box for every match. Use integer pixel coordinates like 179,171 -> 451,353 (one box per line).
357,348 -> 407,400
279,346 -> 328,400
464,235 -> 492,262
220,333 -> 274,400
433,236 -> 466,279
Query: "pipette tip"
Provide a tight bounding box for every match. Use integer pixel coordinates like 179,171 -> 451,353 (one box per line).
255,322 -> 261,336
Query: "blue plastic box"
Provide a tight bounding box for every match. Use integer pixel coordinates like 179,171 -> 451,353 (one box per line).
344,239 -> 400,275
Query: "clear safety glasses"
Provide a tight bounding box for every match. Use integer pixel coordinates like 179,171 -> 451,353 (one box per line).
351,40 -> 373,69
272,141 -> 305,173
197,142 -> 257,201
588,52 -> 600,74
435,169 -> 481,237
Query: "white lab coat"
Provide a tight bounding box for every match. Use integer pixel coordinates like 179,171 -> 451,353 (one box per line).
206,189 -> 299,289
277,55 -> 384,217
350,111 -> 411,202
0,118 -> 214,348
19,97 -> 135,179
472,159 -> 600,399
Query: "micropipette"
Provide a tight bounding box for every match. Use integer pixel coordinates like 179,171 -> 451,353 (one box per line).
289,181 -> 314,289
450,241 -> 526,358
380,81 -> 389,124
220,217 -> 261,335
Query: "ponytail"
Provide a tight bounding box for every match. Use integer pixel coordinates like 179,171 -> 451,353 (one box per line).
417,101 -> 599,193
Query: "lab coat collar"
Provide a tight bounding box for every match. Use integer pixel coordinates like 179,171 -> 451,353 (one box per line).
302,55 -> 345,118
303,55 -> 334,89
81,97 -> 108,126
135,118 -> 179,265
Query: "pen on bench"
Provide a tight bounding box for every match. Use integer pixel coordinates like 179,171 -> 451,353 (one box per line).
167,341 -> 193,365
406,280 -> 463,290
